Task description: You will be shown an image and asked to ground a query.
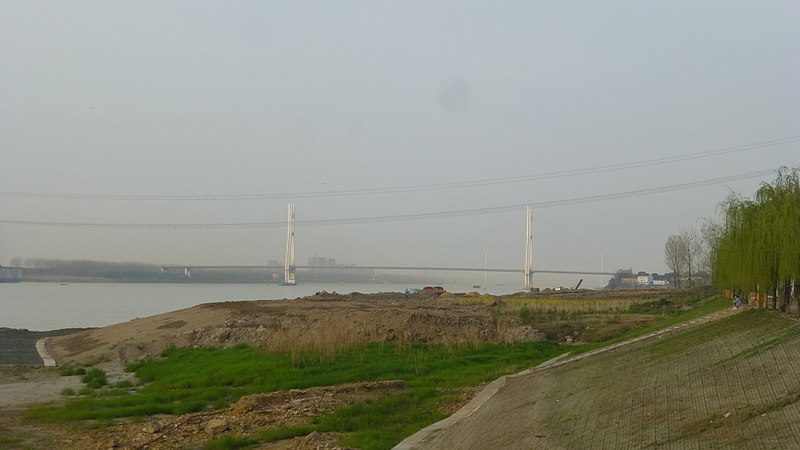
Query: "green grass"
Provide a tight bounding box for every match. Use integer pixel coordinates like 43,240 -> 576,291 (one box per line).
114,379 -> 134,389
641,308 -> 800,365
81,368 -> 107,390
256,424 -> 317,442
26,341 -> 564,448
61,388 -> 76,396
0,433 -> 39,450
0,435 -> 24,447
204,434 -> 260,450
58,365 -> 86,377
314,390 -> 451,450
568,294 -> 731,354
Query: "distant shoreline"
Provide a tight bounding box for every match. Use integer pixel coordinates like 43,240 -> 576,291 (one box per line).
18,270 -> 433,285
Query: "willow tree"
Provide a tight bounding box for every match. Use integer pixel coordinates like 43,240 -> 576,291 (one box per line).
712,167 -> 800,312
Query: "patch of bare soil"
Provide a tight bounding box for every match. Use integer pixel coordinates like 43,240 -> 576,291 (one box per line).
0,368 -> 83,449
0,367 -> 82,408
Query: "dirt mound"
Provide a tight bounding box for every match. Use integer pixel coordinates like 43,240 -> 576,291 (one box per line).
47,293 -> 523,366
47,289 -> 675,367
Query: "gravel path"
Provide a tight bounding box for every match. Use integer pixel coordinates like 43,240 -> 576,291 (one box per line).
399,307 -> 800,449
0,371 -> 83,407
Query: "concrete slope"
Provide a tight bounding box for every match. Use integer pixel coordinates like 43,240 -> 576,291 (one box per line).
397,307 -> 800,449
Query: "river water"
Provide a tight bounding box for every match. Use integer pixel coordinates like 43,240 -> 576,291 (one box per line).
1,281 -> 515,331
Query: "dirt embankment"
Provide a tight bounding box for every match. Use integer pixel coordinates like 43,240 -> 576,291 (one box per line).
46,291 -> 527,367
46,288 -> 676,367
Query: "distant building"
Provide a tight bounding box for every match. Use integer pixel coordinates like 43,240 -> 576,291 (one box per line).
607,269 -> 670,289
308,256 -> 336,267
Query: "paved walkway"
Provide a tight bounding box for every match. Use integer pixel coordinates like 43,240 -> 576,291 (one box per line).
395,306 -> 758,449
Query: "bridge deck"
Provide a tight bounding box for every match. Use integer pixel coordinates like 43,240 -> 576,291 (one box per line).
160,265 -> 614,276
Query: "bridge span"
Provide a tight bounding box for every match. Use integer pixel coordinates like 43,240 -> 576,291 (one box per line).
160,265 -> 614,277
164,204 -> 613,284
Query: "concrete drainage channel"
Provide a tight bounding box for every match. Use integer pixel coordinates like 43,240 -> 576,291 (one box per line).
393,306 -> 747,450
36,339 -> 57,367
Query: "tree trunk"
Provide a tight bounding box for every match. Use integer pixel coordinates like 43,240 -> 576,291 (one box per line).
780,281 -> 791,312
771,285 -> 778,310
795,281 -> 800,317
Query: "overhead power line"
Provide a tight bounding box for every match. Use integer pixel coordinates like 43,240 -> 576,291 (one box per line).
1,135 -> 797,201
0,167 -> 781,229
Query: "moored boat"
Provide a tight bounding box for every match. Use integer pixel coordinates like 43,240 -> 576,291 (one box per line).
0,266 -> 22,283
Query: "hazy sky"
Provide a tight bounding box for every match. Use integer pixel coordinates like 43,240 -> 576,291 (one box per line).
1,1 -> 798,288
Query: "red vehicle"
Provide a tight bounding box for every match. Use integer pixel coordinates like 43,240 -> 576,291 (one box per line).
421,286 -> 445,294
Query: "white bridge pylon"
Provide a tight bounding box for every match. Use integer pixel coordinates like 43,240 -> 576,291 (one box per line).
165,202 -> 609,281
524,205 -> 533,290
284,203 -> 296,286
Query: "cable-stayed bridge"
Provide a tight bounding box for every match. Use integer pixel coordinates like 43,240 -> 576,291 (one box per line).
160,264 -> 614,277
161,204 -> 613,287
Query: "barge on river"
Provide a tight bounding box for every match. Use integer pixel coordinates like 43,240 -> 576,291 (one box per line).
0,266 -> 22,283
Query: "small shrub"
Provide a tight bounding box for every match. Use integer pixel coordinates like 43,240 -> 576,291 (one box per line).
61,388 -> 76,396
518,305 -> 533,324
259,425 -> 317,442
115,380 -> 134,389
81,368 -> 107,390
204,434 -> 260,450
